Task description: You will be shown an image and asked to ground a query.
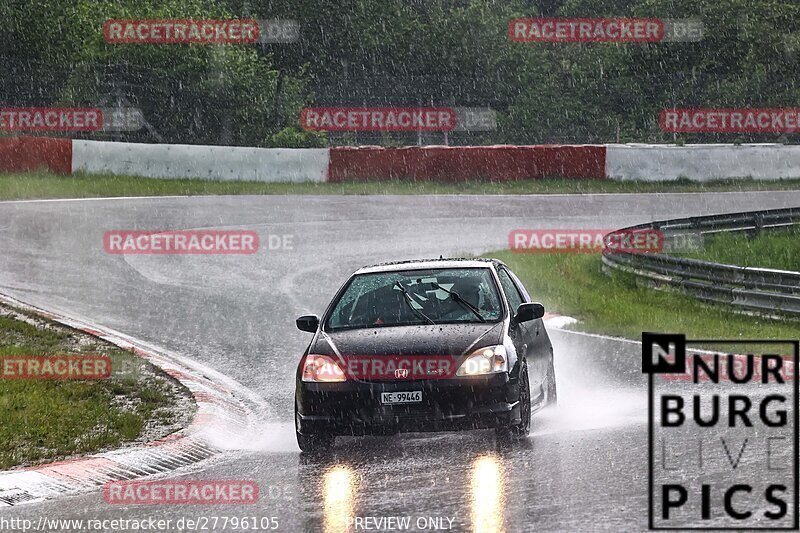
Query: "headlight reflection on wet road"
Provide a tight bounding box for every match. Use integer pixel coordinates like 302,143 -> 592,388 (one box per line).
318,450 -> 506,532
323,464 -> 356,533
470,453 -> 506,533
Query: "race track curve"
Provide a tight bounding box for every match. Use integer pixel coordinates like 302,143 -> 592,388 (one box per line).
1,190 -> 799,532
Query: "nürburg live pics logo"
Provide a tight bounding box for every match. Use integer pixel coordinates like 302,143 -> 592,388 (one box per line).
643,332 -> 799,530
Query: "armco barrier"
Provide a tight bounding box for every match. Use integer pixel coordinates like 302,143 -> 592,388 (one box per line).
328,145 -> 606,182
72,139 -> 330,182
0,136 -> 71,175
4,137 -> 800,182
602,208 -> 800,316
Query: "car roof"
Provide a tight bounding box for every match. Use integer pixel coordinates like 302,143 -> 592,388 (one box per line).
354,257 -> 505,275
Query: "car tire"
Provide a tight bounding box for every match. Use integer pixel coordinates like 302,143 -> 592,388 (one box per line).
503,360 -> 531,439
511,361 -> 531,438
546,359 -> 558,407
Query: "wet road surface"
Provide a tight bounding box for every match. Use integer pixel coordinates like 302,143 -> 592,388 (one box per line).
1,191 -> 798,531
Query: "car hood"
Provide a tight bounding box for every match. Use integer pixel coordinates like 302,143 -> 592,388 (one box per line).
315,322 -> 504,357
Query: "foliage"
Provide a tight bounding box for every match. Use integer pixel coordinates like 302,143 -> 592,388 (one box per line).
1,0 -> 798,145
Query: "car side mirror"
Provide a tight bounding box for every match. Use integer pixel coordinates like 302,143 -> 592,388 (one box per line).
296,315 -> 319,333
514,302 -> 545,323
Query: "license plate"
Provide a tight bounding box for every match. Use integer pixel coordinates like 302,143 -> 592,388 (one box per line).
381,391 -> 422,404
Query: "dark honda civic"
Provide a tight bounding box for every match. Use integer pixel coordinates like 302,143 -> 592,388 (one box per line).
294,258 -> 557,452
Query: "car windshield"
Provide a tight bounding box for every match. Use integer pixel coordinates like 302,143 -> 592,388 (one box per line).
326,268 -> 503,330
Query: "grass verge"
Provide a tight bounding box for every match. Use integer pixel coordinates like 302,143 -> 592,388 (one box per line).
0,305 -> 194,469
2,171 -> 800,200
488,250 -> 800,351
676,226 -> 800,271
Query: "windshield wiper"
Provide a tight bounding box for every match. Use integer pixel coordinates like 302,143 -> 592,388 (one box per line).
431,282 -> 486,322
394,281 -> 436,325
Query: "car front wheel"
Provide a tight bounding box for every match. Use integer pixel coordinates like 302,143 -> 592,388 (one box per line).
496,361 -> 531,442
546,359 -> 558,407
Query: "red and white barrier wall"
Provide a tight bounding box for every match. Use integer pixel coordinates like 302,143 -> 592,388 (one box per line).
0,136 -> 72,175
328,145 -> 605,181
2,137 -> 800,182
71,140 -> 330,182
606,143 -> 800,181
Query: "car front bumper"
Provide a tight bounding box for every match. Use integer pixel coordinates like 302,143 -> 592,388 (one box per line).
295,373 -> 520,436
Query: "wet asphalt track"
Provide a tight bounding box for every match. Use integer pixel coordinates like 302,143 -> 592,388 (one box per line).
1,191 -> 800,532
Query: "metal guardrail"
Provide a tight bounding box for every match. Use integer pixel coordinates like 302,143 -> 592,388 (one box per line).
602,207 -> 800,316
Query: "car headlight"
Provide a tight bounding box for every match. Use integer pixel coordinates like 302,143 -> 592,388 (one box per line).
301,354 -> 347,382
456,345 -> 508,376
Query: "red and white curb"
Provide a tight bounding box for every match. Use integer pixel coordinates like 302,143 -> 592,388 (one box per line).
0,293 -> 266,507
542,312 -> 578,329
